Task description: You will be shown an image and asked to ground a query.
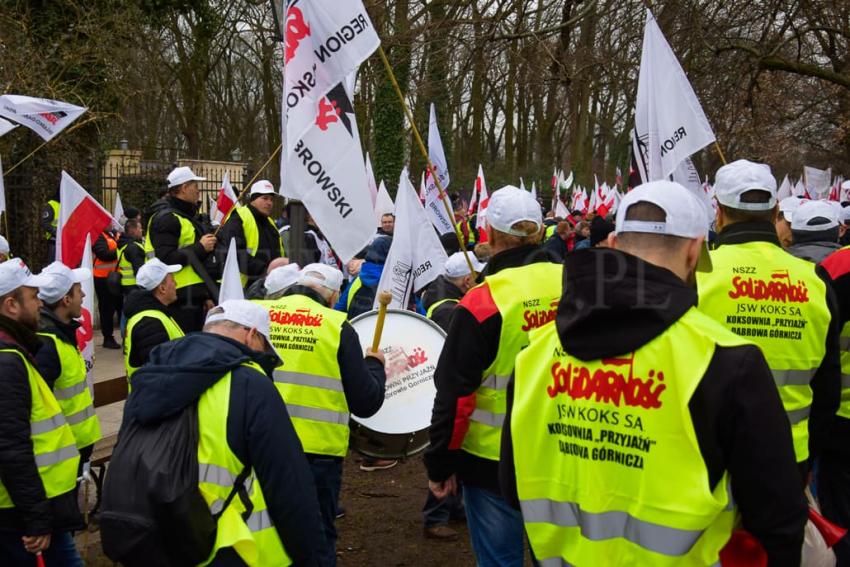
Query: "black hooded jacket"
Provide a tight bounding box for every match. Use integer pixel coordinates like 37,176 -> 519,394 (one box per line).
123,289 -> 179,371
499,249 -> 807,566
0,315 -> 83,535
125,333 -> 325,566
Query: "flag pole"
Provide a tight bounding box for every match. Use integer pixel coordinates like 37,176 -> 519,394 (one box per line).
713,141 -> 727,165
376,46 -> 477,277
4,115 -> 99,176
213,143 -> 282,236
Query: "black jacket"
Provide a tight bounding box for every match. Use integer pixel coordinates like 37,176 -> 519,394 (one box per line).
499,249 -> 807,566
281,286 -> 387,448
148,196 -> 216,298
421,275 -> 464,332
820,245 -> 850,459
33,308 -> 80,390
424,244 -> 558,493
714,222 -> 841,466
125,333 -> 325,566
216,204 -> 283,286
0,315 -> 83,535
117,233 -> 146,289
123,289 -> 177,371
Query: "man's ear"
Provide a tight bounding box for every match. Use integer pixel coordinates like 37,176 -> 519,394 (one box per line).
606,232 -> 618,249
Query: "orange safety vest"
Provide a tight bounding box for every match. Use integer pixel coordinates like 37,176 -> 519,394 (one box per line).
93,232 -> 119,278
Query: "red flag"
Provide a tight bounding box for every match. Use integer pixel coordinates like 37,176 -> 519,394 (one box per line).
56,171 -> 118,269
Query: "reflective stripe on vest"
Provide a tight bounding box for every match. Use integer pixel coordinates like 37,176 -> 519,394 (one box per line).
118,241 -> 145,287
461,261 -> 562,461
143,212 -> 204,289
345,277 -> 364,313
512,309 -> 743,565
124,309 -> 185,379
696,240 -> 831,462
255,295 -> 351,457
93,233 -> 119,277
37,333 -> 101,449
0,349 -> 79,508
425,298 -> 459,320
197,363 -> 291,567
232,207 -> 285,286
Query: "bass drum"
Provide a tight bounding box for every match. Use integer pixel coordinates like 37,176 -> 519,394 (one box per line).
349,309 -> 446,459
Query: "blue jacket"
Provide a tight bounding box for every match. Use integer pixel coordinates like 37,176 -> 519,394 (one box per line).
126,333 -> 325,566
334,261 -> 383,317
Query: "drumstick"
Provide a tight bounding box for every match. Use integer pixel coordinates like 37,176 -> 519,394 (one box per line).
371,291 -> 393,352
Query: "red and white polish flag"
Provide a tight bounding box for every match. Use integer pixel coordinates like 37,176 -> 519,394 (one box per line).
214,171 -> 237,225
56,171 -> 119,269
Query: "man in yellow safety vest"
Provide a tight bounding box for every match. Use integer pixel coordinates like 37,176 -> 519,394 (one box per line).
502,181 -> 807,565
0,259 -> 82,564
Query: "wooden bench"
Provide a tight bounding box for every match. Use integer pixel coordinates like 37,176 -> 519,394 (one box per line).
89,376 -> 129,512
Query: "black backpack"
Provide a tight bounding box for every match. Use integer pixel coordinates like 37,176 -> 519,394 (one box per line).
101,403 -> 251,567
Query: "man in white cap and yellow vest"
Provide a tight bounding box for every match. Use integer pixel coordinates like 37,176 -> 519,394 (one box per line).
256,263 -> 386,566
216,179 -> 285,289
122,299 -> 325,565
425,186 -> 561,565
502,181 -> 807,565
0,259 -> 82,565
122,258 -> 185,381
34,262 -> 101,472
696,159 -> 840,476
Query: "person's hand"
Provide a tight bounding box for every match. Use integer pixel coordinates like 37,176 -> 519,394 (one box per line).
22,534 -> 50,554
267,257 -> 290,274
204,299 -> 215,311
365,347 -> 385,365
200,234 -> 217,252
429,475 -> 457,500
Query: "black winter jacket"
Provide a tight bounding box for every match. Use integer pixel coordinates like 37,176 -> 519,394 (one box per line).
123,289 -> 178,371
215,204 -> 283,287
420,275 -> 464,332
0,315 -> 83,535
499,249 -> 807,567
125,333 -> 325,566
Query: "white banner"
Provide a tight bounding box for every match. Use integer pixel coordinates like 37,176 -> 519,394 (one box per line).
804,166 -> 831,197
375,168 -> 448,309
423,104 -> 454,234
0,95 -> 86,142
374,180 -> 395,225
634,9 -> 715,180
0,117 -> 17,138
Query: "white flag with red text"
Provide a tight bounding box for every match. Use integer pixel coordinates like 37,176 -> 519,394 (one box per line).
475,165 -> 489,230
634,9 -> 715,180
375,168 -> 448,309
56,171 -> 119,269
0,95 -> 86,141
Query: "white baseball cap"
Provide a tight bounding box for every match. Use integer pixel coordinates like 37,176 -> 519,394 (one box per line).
486,186 -> 543,236
779,196 -> 806,222
615,180 -> 713,272
714,159 -> 777,211
37,262 -> 92,304
250,180 -> 276,197
265,263 -> 301,296
444,252 -> 486,278
137,258 -> 181,291
0,235 -> 8,256
298,263 -> 344,292
0,259 -> 51,297
791,200 -> 840,232
205,300 -> 275,354
167,166 -> 206,188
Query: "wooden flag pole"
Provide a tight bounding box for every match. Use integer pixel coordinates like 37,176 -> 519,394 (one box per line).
213,143 -> 282,236
4,115 -> 100,176
714,141 -> 727,165
376,45 -> 477,278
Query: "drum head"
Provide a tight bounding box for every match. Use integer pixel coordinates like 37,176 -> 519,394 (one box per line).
349,309 -> 446,435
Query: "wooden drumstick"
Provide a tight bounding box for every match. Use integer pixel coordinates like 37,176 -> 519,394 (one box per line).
371,291 -> 393,352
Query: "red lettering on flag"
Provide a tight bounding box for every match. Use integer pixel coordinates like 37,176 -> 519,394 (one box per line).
284,7 -> 311,64
316,97 -> 342,131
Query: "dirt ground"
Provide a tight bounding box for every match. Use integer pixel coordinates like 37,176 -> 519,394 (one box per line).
79,453 -> 477,566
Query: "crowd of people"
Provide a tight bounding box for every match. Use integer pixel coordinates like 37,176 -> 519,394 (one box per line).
1,158 -> 850,566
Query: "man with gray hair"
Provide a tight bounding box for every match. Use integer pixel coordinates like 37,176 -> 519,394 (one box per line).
787,200 -> 842,263
254,263 -> 386,567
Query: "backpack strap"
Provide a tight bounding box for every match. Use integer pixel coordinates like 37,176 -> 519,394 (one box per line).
211,465 -> 254,522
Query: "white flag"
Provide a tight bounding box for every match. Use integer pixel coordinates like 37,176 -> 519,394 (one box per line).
672,157 -> 714,227
634,9 -> 715,180
214,171 -> 238,226
0,95 -> 86,142
804,166 -> 831,198
76,235 -> 95,387
423,104 -> 455,234
531,181 -> 537,200
113,192 -> 125,226
475,165 -> 489,230
375,168 -> 448,309
0,155 -> 5,219
777,175 -> 792,200
209,197 -> 221,227
0,117 -> 17,138
374,180 -> 394,226
519,178 -> 526,192
219,238 -> 244,303
563,170 -> 574,190
365,152 -> 378,207
554,198 -> 569,219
